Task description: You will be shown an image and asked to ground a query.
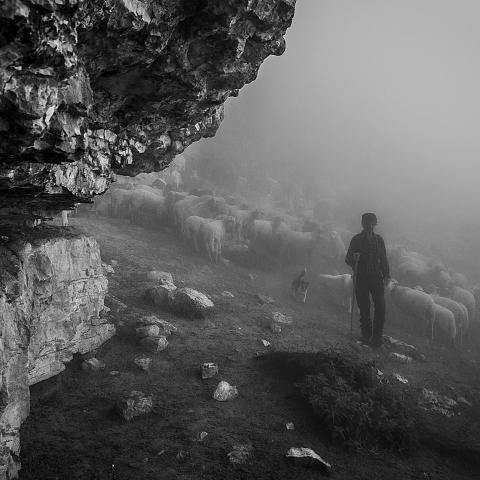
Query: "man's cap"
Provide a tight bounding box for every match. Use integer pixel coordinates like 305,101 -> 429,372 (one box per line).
362,212 -> 378,225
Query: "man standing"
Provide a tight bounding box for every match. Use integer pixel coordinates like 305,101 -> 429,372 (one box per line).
345,213 -> 390,348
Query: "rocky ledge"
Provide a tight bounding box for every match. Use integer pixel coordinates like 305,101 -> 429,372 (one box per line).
0,0 -> 296,214
0,227 -> 113,478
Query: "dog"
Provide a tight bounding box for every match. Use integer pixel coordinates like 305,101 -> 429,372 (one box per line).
291,268 -> 309,303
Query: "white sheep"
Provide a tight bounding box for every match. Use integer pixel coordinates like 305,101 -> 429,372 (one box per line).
388,280 -> 435,336
184,216 -> 212,251
448,286 -> 476,324
432,303 -> 457,345
431,294 -> 468,341
318,273 -> 353,311
200,216 -> 236,262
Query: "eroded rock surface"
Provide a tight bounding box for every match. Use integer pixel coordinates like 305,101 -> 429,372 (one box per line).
0,227 -> 113,478
0,0 -> 296,214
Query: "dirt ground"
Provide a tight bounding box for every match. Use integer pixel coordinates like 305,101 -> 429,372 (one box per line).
20,215 -> 480,480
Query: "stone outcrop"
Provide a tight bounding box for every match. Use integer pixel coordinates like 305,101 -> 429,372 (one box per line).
0,0 -> 296,215
0,227 -> 113,478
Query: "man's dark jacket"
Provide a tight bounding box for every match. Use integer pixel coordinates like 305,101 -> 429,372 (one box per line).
345,231 -> 390,279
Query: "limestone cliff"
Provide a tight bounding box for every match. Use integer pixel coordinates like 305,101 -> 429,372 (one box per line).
0,229 -> 113,478
0,0 -> 296,214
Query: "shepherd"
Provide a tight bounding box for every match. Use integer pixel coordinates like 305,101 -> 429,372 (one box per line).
345,213 -> 390,348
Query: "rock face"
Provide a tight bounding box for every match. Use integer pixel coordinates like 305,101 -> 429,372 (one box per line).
0,0 -> 296,215
0,227 -> 113,478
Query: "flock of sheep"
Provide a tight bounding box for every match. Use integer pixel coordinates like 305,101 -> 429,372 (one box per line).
90,175 -> 479,347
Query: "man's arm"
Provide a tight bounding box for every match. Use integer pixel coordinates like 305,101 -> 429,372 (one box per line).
345,236 -> 358,268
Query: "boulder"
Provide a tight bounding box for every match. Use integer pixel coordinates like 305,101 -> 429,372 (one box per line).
134,356 -> 152,372
201,363 -> 219,380
136,315 -> 177,336
285,447 -> 331,474
0,231 -> 112,475
172,288 -> 214,318
82,358 -> 106,372
146,271 -> 174,285
213,381 -> 238,401
271,311 -> 293,325
389,352 -> 413,363
255,293 -> 275,304
147,284 -> 177,308
135,325 -> 161,339
140,336 -> 168,353
116,391 -> 153,421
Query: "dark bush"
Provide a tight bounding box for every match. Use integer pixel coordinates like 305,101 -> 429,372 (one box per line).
297,349 -> 417,453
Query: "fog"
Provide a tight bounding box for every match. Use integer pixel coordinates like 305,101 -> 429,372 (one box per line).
188,0 -> 480,277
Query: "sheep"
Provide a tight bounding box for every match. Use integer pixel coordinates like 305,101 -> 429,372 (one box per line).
432,303 -> 457,345
184,216 -> 212,251
247,218 -> 273,257
396,257 -> 432,289
318,230 -> 347,266
388,280 -> 435,336
200,216 -> 236,262
447,286 -> 476,324
173,195 -> 204,234
318,273 -> 353,311
282,229 -> 321,264
450,271 -> 469,289
227,205 -> 252,241
431,294 -> 468,342
127,189 -> 166,227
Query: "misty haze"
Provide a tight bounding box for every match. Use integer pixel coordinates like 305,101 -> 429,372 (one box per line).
1,1 -> 479,479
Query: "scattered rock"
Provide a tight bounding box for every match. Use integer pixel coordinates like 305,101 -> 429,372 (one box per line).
194,431 -> 208,442
285,447 -> 331,474
383,335 -> 417,352
82,358 -> 106,372
102,263 -> 115,274
136,315 -> 177,336
116,391 -> 153,421
255,293 -> 274,304
109,370 -> 121,376
201,363 -> 219,380
147,283 -> 177,308
420,388 -> 457,417
260,339 -> 271,347
270,323 -> 282,333
221,291 -> 235,298
272,311 -> 293,325
389,352 -> 413,363
213,381 -> 238,401
228,443 -> 252,464
140,336 -> 168,353
146,271 -> 174,285
172,287 -> 214,318
134,356 -> 152,372
286,422 -> 295,431
392,373 -> 408,384
135,325 -> 160,338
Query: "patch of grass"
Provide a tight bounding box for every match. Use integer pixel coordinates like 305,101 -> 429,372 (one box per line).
260,349 -> 417,453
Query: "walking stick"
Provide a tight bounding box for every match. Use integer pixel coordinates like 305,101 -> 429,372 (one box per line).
350,255 -> 360,335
